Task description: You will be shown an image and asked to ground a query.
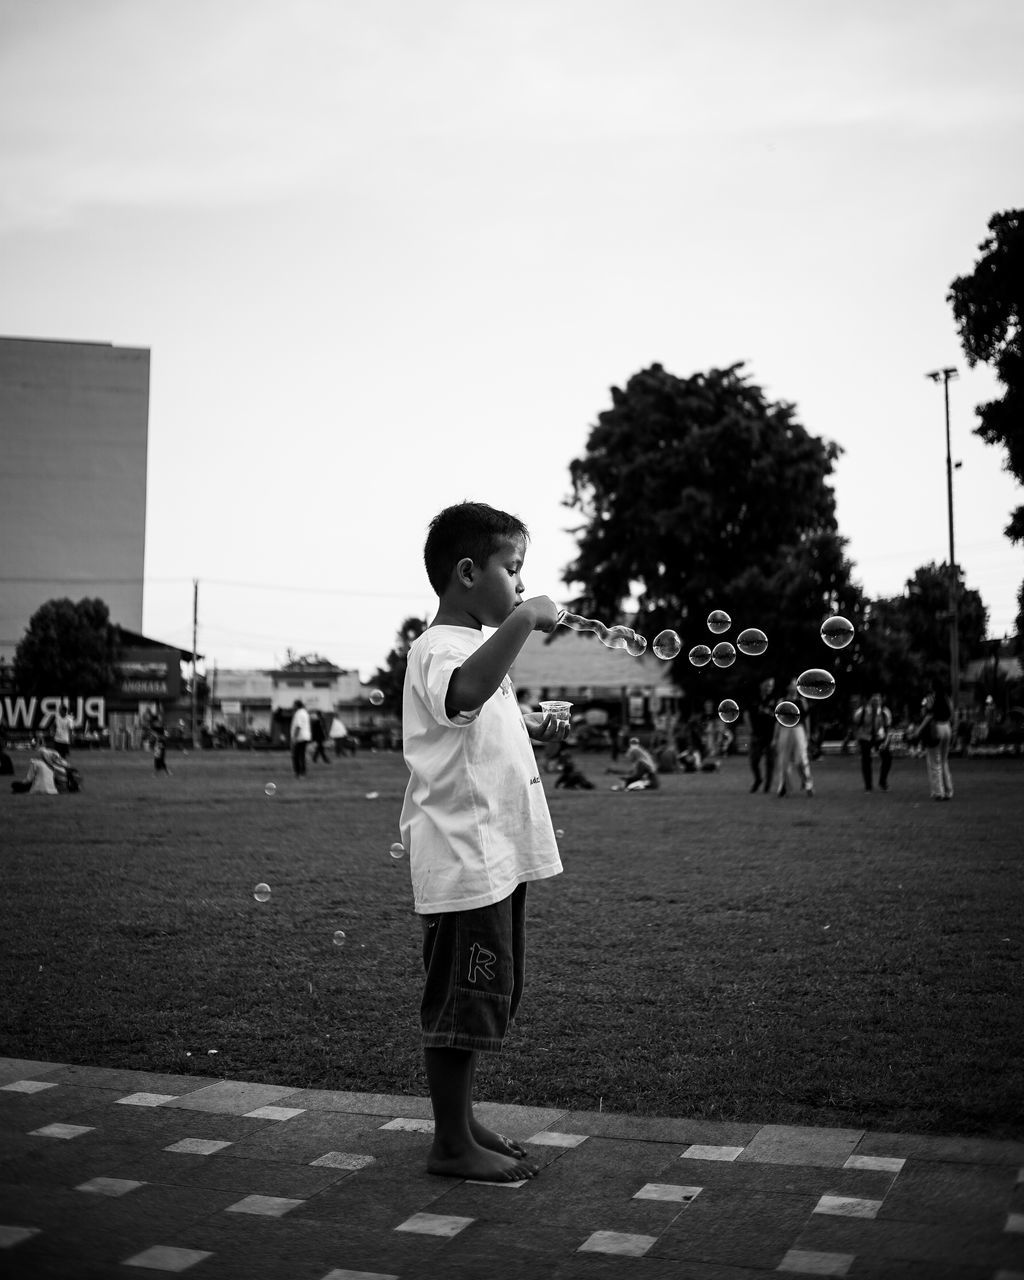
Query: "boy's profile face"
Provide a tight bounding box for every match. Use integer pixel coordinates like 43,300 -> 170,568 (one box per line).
461,535 -> 526,628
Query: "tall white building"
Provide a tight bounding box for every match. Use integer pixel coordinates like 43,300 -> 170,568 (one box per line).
0,336 -> 150,664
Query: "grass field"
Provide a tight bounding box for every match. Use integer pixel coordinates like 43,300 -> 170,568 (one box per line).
2,746 -> 1022,1141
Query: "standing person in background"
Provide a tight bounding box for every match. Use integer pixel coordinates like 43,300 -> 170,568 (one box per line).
852,691 -> 894,792
52,702 -> 76,760
290,700 -> 311,778
310,711 -> 330,764
746,677 -> 776,793
773,679 -> 814,797
918,683 -> 954,801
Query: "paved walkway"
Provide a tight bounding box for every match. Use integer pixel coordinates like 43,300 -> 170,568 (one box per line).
1,1057 -> 1023,1279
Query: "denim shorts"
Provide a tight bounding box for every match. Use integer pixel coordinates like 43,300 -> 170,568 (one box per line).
420,882 -> 527,1053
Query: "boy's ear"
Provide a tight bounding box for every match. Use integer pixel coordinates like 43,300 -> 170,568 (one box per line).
455,557 -> 475,587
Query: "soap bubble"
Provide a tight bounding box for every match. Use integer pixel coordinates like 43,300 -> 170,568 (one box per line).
625,632 -> 648,657
737,628 -> 768,656
604,626 -> 630,650
264,783 -> 277,797
253,883 -> 271,903
365,791 -> 379,800
653,629 -> 682,660
820,616 -> 855,650
332,930 -> 346,946
707,609 -> 731,634
796,668 -> 836,700
389,842 -> 405,859
688,645 -> 712,668
775,701 -> 801,728
718,699 -> 739,724
711,642 -> 736,668
555,828 -> 564,838
368,689 -> 385,706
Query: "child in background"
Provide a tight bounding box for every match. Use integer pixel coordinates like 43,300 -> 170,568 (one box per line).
400,501 -> 567,1183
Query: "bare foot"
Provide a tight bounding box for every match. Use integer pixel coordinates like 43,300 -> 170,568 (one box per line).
469,1118 -> 528,1159
427,1139 -> 537,1182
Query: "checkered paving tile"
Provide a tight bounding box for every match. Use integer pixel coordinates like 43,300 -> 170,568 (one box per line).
122,1244 -> 213,1271
2,1058 -> 1023,1278
681,1142 -> 745,1160
225,1193 -> 305,1217
164,1137 -> 234,1155
578,1229 -> 657,1256
0,1225 -> 42,1247
394,1211 -> 474,1238
778,1247 -> 855,1275
28,1122 -> 95,1139
309,1151 -> 376,1170
75,1175 -> 147,1196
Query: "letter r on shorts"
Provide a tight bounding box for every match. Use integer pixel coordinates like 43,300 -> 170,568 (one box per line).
467,942 -> 497,985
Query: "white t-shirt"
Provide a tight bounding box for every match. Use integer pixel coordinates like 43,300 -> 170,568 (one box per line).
53,711 -> 75,745
290,707 -> 311,742
400,625 -> 562,914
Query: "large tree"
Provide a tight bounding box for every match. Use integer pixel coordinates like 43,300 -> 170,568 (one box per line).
13,597 -> 121,696
948,208 -> 1024,643
857,564 -> 988,715
562,363 -> 863,700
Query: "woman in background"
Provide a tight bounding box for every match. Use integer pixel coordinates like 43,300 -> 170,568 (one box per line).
919,682 -> 954,801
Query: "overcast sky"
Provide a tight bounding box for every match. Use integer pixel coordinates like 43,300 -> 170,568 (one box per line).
2,0 -> 1021,676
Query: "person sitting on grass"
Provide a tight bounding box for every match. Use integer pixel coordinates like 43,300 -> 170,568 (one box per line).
11,743 -> 59,794
400,501 -> 567,1184
608,736 -> 660,790
553,750 -> 595,790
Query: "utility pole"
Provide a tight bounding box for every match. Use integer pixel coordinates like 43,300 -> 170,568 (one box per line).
191,578 -> 198,748
926,368 -> 959,709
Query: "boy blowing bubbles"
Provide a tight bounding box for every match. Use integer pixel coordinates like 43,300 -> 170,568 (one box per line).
400,502 -> 567,1183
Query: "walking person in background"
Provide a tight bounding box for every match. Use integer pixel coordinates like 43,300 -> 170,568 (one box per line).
290,699 -> 311,778
746,676 -> 777,793
52,701 -> 76,760
773,679 -> 814,797
852,691 -> 894,791
917,682 -> 954,801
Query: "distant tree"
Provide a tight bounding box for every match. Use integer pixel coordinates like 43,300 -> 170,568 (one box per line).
13,597 -> 121,695
947,208 -> 1024,646
370,616 -> 428,712
562,363 -> 864,701
857,563 -> 988,713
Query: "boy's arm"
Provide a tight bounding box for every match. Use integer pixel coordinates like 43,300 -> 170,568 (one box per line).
445,596 -> 558,716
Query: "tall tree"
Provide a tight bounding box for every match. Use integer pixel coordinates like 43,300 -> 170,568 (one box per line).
857,564 -> 988,714
948,208 -> 1024,644
563,363 -> 863,699
371,616 -> 428,712
13,597 -> 121,695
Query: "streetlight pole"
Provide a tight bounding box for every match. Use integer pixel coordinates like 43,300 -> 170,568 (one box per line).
926,368 -> 959,710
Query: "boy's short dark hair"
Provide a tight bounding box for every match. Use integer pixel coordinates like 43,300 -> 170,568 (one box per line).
423,502 -> 530,595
